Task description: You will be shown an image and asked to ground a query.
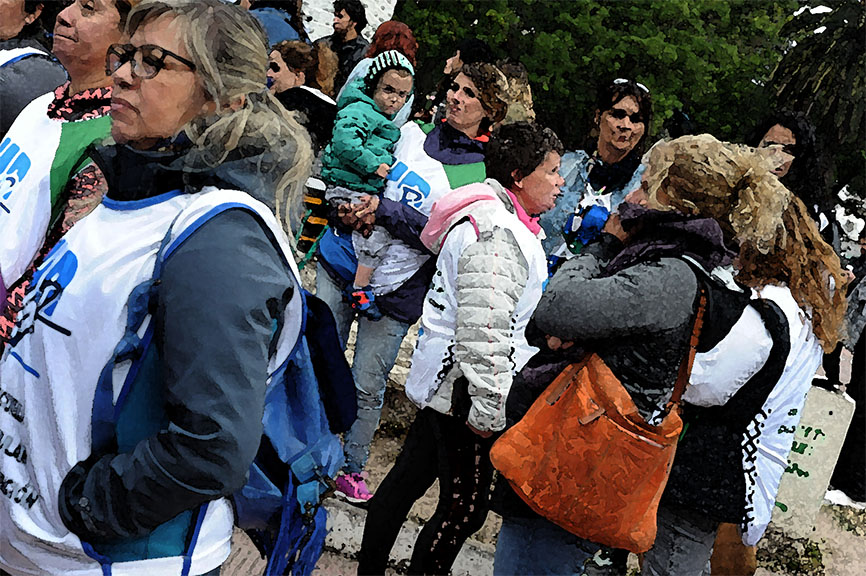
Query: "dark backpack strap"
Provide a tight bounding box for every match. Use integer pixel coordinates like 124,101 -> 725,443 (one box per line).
303,291 -> 357,433
720,298 -> 791,425
668,287 -> 707,407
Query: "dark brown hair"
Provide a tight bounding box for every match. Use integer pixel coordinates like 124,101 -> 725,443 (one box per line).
274,40 -> 316,78
486,121 -> 564,189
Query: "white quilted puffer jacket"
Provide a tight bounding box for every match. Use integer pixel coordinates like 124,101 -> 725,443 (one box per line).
405,179 -> 548,432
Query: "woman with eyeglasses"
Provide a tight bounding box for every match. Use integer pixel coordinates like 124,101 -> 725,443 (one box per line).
0,1 -> 312,575
0,0 -> 130,344
538,78 -> 653,259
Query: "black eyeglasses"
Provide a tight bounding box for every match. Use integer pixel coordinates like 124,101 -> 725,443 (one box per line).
608,108 -> 644,124
269,61 -> 281,73
106,43 -> 197,80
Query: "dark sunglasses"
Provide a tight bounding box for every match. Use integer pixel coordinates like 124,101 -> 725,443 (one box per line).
269,61 -> 281,73
760,140 -> 796,157
608,108 -> 644,124
106,43 -> 197,80
448,82 -> 477,100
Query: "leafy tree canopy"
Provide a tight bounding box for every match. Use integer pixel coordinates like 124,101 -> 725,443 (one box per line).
394,0 -> 798,152
771,0 -> 865,196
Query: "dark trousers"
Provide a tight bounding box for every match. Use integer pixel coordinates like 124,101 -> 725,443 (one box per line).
357,408 -> 496,575
832,329 -> 866,501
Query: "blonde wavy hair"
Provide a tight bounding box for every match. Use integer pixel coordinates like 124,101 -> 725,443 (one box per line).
644,134 -> 846,351
127,0 -> 312,234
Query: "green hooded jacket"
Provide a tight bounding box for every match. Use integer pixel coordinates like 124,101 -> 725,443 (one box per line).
320,79 -> 401,194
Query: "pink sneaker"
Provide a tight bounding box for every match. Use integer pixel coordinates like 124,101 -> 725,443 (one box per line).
334,472 -> 373,505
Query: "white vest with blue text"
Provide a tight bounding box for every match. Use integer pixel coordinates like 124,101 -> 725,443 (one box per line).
0,187 -> 302,576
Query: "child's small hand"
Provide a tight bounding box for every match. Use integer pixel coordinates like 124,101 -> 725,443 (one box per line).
354,195 -> 380,219
375,163 -> 391,179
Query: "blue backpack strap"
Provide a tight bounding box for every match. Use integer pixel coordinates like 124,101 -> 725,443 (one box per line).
87,209 -> 208,573
0,47 -> 48,68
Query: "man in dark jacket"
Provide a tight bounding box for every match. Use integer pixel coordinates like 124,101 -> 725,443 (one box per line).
318,0 -> 369,93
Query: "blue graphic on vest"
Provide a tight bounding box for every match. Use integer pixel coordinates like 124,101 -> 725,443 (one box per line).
9,241 -> 78,347
0,138 -> 32,215
387,162 -> 431,210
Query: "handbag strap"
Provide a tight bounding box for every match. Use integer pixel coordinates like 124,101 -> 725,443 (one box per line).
667,287 -> 707,407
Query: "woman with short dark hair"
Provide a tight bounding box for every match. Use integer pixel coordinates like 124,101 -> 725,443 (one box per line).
358,121 -> 565,575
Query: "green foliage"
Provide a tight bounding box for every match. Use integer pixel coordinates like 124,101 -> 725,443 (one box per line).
771,0 -> 865,195
393,0 -> 798,150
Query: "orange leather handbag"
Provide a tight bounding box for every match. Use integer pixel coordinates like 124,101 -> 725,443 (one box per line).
490,293 -> 706,553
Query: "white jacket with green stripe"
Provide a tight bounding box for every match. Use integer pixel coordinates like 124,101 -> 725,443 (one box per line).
0,91 -> 111,291
406,179 -> 547,432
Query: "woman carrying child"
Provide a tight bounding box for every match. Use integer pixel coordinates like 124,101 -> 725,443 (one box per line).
317,62 -> 509,504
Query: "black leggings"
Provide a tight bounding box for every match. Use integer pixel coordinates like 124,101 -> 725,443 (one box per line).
357,408 -> 496,575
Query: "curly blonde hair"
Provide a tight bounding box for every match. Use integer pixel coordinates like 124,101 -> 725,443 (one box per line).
127,0 -> 312,235
644,135 -> 846,351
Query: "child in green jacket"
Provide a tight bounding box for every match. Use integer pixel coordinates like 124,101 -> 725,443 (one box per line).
321,50 -> 414,318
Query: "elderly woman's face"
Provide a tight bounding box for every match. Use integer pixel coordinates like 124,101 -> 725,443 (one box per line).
597,95 -> 646,159
514,151 -> 564,216
110,14 -> 211,147
446,72 -> 487,137
53,0 -> 123,78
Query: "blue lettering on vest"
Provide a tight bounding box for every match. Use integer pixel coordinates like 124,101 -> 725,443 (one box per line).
386,161 -> 431,211
9,241 -> 78,349
0,138 -> 32,214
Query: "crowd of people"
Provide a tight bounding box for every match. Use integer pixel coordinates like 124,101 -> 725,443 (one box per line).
0,1 -> 862,576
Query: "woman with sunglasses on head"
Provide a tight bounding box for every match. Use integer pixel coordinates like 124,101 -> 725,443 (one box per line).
538,78 -> 652,259
0,1 -> 312,575
0,0 -> 131,344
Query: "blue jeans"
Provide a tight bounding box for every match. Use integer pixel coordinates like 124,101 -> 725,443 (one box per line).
315,262 -> 411,475
494,515 -> 599,576
316,261 -> 355,349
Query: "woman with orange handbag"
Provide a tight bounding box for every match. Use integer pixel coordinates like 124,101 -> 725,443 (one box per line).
491,135 -> 847,576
